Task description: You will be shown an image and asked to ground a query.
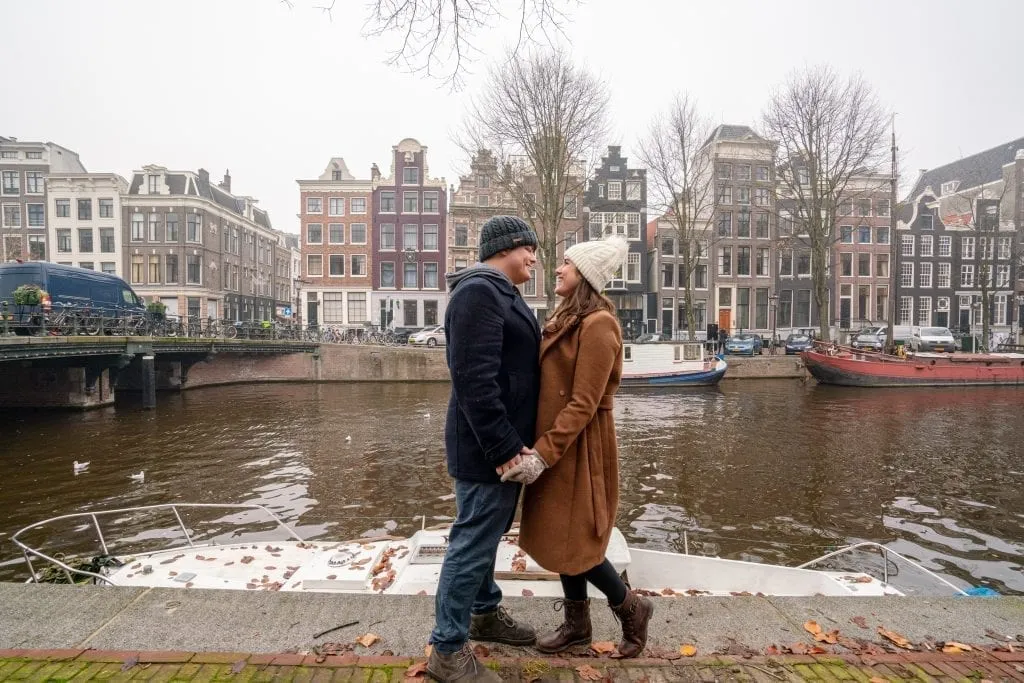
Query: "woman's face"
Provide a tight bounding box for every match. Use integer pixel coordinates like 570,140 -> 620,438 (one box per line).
555,258 -> 582,297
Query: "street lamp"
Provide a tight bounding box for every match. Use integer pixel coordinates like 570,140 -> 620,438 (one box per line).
768,293 -> 778,354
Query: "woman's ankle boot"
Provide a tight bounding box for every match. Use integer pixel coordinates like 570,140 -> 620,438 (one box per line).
610,591 -> 654,658
535,599 -> 592,653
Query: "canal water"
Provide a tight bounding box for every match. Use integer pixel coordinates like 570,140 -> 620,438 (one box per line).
1,381 -> 1022,594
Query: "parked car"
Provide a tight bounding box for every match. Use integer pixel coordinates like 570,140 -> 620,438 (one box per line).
408,325 -> 446,347
851,327 -> 885,352
911,326 -> 956,353
632,332 -> 663,344
784,333 -> 815,355
724,332 -> 763,355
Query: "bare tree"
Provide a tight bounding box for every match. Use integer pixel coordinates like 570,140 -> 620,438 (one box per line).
636,94 -> 716,340
460,49 -> 609,311
762,66 -> 889,341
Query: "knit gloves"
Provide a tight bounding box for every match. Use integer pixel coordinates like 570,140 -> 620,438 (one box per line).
499,452 -> 547,485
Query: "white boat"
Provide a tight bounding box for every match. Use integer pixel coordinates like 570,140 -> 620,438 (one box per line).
12,503 -> 970,598
620,340 -> 727,387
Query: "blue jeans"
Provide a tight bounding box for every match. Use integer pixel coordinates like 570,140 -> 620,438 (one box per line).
430,479 -> 520,654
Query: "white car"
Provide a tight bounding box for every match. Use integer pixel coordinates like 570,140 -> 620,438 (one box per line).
911,326 -> 956,353
408,325 -> 446,347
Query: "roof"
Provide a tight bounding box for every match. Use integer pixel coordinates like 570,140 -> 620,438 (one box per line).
906,136 -> 1024,200
702,124 -> 768,149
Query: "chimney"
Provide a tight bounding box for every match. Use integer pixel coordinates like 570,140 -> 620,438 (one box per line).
198,168 -> 210,186
371,163 -> 381,182
219,169 -> 231,193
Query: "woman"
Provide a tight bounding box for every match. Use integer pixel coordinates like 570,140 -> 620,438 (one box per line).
499,235 -> 654,658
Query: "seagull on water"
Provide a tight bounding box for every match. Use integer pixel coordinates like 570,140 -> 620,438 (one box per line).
73,460 -> 90,474
345,435 -> 352,443
423,412 -> 430,419
130,471 -> 145,483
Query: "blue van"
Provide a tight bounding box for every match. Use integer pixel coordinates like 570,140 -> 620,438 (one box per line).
0,262 -> 145,333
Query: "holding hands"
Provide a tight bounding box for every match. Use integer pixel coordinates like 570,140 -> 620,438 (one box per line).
496,446 -> 546,485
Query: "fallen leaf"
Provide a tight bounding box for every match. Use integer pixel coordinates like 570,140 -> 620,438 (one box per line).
764,645 -> 780,656
473,644 -> 490,657
814,629 -> 839,645
184,582 -> 194,588
417,590 -> 428,595
405,661 -> 428,678
941,641 -> 973,653
877,626 -> 913,650
590,641 -> 616,655
679,644 -> 697,657
240,556 -> 255,564
575,664 -> 603,681
521,589 -> 534,597
803,620 -> 822,636
851,616 -> 868,629
356,633 -> 380,648
661,588 -> 676,596
326,575 -> 337,580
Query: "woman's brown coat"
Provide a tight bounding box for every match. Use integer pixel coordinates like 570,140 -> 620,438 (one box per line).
518,309 -> 623,576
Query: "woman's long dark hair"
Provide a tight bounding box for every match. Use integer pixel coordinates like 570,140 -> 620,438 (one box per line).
543,271 -> 616,336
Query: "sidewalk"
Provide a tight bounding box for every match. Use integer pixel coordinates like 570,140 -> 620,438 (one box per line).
2,646 -> 1024,681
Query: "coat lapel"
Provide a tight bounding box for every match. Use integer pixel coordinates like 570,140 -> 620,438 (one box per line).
540,321 -> 575,360
511,291 -> 541,345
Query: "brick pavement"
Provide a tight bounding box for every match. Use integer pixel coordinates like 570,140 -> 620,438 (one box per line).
1,647 -> 1022,681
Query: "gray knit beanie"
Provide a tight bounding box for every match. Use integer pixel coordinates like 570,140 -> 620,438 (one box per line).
478,215 -> 539,261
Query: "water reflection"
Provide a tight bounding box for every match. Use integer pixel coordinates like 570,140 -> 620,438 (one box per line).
0,381 -> 1021,594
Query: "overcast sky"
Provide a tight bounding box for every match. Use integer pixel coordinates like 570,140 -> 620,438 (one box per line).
3,0 -> 1022,234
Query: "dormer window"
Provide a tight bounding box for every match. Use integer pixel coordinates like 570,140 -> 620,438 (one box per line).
941,180 -> 960,195
403,167 -> 420,185
147,175 -> 159,194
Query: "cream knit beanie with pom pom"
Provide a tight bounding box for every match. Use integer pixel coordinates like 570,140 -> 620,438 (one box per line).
563,235 -> 629,292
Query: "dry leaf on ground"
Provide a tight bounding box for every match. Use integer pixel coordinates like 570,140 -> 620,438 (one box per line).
355,633 -> 381,648
679,644 -> 697,657
815,629 -> 840,645
877,626 -> 913,649
404,661 -> 428,678
589,641 -> 616,655
941,641 -> 973,653
473,644 -> 490,657
575,664 -> 603,681
803,620 -> 822,636
851,616 -> 868,629
521,588 -> 534,596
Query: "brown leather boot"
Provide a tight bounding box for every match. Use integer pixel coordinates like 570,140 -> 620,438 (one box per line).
609,591 -> 654,658
535,599 -> 592,653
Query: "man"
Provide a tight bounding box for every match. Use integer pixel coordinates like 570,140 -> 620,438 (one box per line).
427,215 -> 541,682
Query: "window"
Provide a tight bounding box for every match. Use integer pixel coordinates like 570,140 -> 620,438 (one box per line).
78,228 -> 93,252
754,212 -> 769,239
403,262 -> 417,288
424,300 -> 438,326
564,195 -> 578,218
857,226 -> 871,244
779,212 -> 794,235
328,198 -> 344,216
840,225 -> 853,243
778,290 -> 793,327
424,262 -> 439,288
77,199 -> 91,220
940,180 -> 959,195
166,254 -> 178,283
147,174 -> 160,193
695,264 -> 708,289
994,293 -> 1008,325
717,164 -> 732,179
796,251 -> 811,276
779,249 -> 793,276
403,224 -> 418,250
798,168 -> 810,186
149,255 -> 160,283
998,237 -> 1011,259
307,254 -> 323,277
403,167 -> 420,185
755,166 -> 769,181
306,223 -> 322,244
737,187 -> 750,205
186,214 -> 201,242
919,262 -> 932,288
55,199 -> 70,217
858,253 -> 871,277
960,264 -> 974,288
131,213 -> 144,241
938,235 -> 951,257
840,253 -> 853,276
423,192 -> 439,213
329,254 -> 345,276
627,253 -> 640,282
661,263 -> 674,287
900,262 -> 914,288
420,224 -> 438,251
186,255 -> 202,284
101,262 -> 116,275
455,223 -> 468,247
918,234 -> 933,257
876,253 -> 889,277
0,150 -> 15,159
717,212 -> 732,237
996,265 -> 1010,288
148,214 -> 160,241
736,165 -> 751,181
57,229 -> 72,252
627,213 -> 640,239
381,224 -> 395,249
380,191 -> 396,212
756,248 -> 769,276
131,255 -> 143,283
856,199 -> 871,216
25,171 -> 44,194
306,197 -> 322,214
717,185 -> 732,204
920,212 -> 934,230
625,182 -> 641,201
661,237 -> 674,255
27,204 -> 44,227
523,270 -> 537,297
607,181 -> 622,200
918,297 -> 931,326
351,197 -> 366,214
2,170 -> 20,194
96,198 -> 113,218
795,289 -> 811,327
331,170 -> 343,181
737,246 -> 751,276
100,227 -> 114,252
322,293 -> 344,323
328,223 -> 344,244
350,223 -> 367,244
937,296 -> 950,312
477,175 -> 490,189
717,247 -> 732,275
403,191 -> 418,213
454,259 -> 467,271
754,188 -> 770,206
381,261 -> 396,287
564,231 -> 577,249
937,262 -> 951,288
901,234 -> 915,257
961,236 -> 975,259
348,292 -> 368,323
875,227 -> 889,244
78,262 -> 94,270
737,210 -> 750,238
476,194 -> 489,208
876,199 -> 890,217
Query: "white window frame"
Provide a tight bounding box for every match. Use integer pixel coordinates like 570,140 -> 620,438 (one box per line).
998,237 -> 1011,260
920,234 -> 933,257
961,236 -> 975,259
328,223 -> 344,244
607,181 -> 622,200
350,223 -> 367,245
306,254 -> 323,277
938,236 -> 952,257
900,261 -> 913,288
900,234 -> 915,257
26,203 -> 44,227
306,223 -> 323,245
898,296 -> 913,325
919,262 -> 932,288
350,197 -> 367,214
626,252 -> 640,283
423,224 -> 439,252
917,296 -> 931,326
403,191 -> 418,213
564,195 -> 578,219
25,171 -> 44,194
423,191 -> 440,214
328,254 -> 345,278
625,182 -> 641,201
350,254 -> 367,277
306,197 -> 323,214
328,197 -> 345,216
937,262 -> 951,288
380,261 -> 396,289
960,264 -> 974,288
996,265 -> 1010,288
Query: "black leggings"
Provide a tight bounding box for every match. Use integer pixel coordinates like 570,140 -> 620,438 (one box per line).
559,558 -> 627,605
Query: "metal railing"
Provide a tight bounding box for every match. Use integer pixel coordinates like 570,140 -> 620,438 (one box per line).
796,541 -> 969,596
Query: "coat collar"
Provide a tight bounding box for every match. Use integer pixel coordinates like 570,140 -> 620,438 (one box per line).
540,318 -> 577,359
511,290 -> 541,344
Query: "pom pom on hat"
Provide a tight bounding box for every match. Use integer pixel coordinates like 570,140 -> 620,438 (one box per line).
563,235 -> 629,292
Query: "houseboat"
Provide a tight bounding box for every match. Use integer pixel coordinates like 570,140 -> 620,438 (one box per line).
620,340 -> 727,387
801,348 -> 1024,387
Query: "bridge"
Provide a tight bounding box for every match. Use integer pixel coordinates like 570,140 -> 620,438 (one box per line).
0,335 -> 318,410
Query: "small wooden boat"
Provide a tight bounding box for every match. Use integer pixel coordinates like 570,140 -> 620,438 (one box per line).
801,347 -> 1024,387
620,341 -> 727,387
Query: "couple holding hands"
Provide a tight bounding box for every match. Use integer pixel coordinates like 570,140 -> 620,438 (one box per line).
427,216 -> 654,682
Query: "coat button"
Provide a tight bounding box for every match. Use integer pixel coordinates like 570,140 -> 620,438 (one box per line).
559,390 -> 566,397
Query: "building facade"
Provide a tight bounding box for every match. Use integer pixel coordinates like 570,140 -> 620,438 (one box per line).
582,146 -> 648,337
296,158 -> 374,330
647,215 -> 711,339
831,174 -> 892,332
122,166 -> 287,321
448,150 -> 512,274
1,136 -> 87,262
371,138 -> 447,330
46,174 -> 128,277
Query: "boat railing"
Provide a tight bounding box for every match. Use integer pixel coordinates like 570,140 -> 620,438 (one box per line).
12,503 -> 304,586
796,541 -> 969,596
